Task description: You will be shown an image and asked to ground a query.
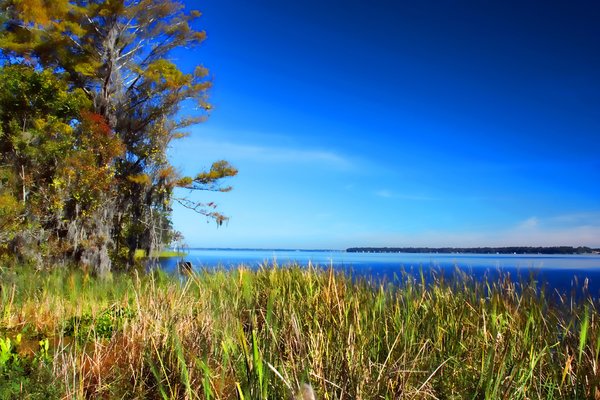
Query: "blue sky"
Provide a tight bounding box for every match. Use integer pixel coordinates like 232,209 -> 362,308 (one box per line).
169,0 -> 600,249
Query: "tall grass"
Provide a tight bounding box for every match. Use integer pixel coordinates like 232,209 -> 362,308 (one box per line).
0,263 -> 599,398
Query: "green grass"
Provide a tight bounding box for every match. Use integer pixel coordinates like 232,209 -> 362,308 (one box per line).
133,249 -> 187,259
156,250 -> 188,258
0,263 -> 599,399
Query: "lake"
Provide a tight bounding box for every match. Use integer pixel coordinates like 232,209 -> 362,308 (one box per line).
157,249 -> 600,298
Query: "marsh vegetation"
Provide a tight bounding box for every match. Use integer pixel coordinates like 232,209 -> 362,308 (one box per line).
1,264 -> 599,398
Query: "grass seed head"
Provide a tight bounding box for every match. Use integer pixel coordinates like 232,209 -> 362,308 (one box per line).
295,383 -> 316,400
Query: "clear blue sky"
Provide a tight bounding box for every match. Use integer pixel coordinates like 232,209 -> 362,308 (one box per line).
169,0 -> 600,249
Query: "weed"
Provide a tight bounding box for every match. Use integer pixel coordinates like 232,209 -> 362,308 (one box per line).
0,334 -> 62,399
63,306 -> 135,341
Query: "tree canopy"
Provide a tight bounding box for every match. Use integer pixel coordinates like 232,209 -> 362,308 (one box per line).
0,0 -> 237,273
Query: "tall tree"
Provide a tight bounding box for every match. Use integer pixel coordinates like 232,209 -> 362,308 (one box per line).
0,0 -> 237,272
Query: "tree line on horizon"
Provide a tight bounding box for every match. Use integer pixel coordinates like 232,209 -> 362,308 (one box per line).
346,246 -> 598,254
0,0 -> 236,274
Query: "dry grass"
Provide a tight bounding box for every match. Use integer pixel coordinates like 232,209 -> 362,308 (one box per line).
1,263 -> 599,398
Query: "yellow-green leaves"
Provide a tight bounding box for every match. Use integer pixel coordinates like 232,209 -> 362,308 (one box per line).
175,177 -> 193,187
194,160 -> 239,188
127,173 -> 152,186
9,0 -> 69,26
144,59 -> 192,89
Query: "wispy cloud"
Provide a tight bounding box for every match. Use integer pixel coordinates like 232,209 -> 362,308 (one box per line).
373,188 -> 506,202
355,228 -> 600,248
375,189 -> 393,198
515,213 -> 600,231
349,212 -> 600,248
374,189 -> 436,201
517,216 -> 539,230
181,137 -> 354,170
501,213 -> 600,246
545,212 -> 600,227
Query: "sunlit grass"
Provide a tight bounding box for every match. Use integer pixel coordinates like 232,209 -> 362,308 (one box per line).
133,249 -> 187,259
1,263 -> 599,398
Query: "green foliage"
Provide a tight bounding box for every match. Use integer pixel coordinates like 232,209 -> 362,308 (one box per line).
190,160 -> 239,190
0,335 -> 62,399
63,306 -> 135,341
0,336 -> 20,368
0,65 -> 123,268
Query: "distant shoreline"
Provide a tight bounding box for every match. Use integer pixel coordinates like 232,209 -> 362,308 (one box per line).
346,246 -> 600,255
179,247 -> 600,255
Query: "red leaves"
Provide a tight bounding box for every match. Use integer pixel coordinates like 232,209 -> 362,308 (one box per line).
80,111 -> 111,136
78,111 -> 125,165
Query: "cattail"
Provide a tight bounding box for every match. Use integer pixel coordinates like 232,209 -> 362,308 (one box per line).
295,383 -> 316,400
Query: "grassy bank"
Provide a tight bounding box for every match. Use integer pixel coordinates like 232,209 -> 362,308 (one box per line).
1,264 -> 599,399
133,249 -> 187,259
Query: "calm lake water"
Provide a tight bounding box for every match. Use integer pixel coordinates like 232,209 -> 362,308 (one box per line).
157,249 -> 600,298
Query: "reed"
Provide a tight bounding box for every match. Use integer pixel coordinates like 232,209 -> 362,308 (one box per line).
0,263 -> 599,398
